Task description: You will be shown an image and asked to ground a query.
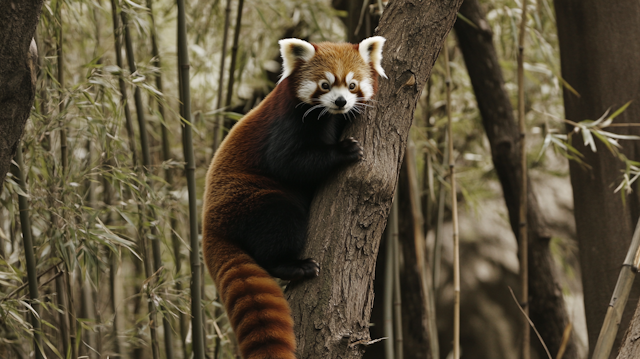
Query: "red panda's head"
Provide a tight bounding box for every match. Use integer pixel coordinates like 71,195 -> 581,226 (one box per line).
278,37 -> 387,115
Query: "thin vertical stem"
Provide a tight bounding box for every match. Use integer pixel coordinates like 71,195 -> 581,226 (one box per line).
56,6 -> 78,357
443,38 -> 460,359
517,1 -> 530,358
102,160 -> 122,355
12,142 -> 44,359
592,218 -> 640,359
213,0 -> 233,150
224,0 -> 244,108
57,4 -> 67,173
177,0 -> 206,358
121,7 -> 161,359
391,189 -> 404,359
55,268 -> 70,357
110,0 -> 139,169
432,131 -> 447,292
405,142 -> 439,359
146,0 -> 177,357
383,211 -> 395,359
39,26 -> 72,358
108,5 -> 141,353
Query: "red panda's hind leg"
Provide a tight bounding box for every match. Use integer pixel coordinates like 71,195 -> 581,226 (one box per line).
230,188 -> 319,282
265,258 -> 320,281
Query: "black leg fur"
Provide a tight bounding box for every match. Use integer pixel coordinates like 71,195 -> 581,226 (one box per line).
265,258 -> 320,281
230,189 -> 316,280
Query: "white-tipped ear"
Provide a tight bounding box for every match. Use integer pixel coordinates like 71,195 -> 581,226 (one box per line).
278,38 -> 315,84
359,36 -> 387,79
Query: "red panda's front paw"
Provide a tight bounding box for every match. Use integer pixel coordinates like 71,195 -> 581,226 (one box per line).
338,137 -> 364,162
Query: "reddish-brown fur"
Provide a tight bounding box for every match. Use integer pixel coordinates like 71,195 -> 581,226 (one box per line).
203,40 -> 383,359
203,80 -> 299,359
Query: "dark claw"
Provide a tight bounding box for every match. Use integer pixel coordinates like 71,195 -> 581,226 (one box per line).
339,137 -> 364,161
267,258 -> 320,281
299,258 -> 320,279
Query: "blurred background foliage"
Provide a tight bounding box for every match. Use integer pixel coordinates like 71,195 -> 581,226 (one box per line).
0,0 -> 590,358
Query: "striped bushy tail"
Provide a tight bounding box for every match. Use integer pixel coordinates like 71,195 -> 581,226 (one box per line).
205,240 -> 297,359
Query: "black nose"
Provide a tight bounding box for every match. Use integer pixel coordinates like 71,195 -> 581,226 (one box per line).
335,96 -> 347,108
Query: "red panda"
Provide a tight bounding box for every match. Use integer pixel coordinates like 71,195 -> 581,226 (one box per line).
202,36 -> 386,359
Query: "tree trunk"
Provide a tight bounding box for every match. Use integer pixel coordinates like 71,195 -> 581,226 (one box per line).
0,0 -> 44,187
454,1 -> 579,357
286,1 -> 464,358
554,1 -> 640,357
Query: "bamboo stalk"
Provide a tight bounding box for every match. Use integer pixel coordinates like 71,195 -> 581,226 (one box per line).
517,1 -> 530,358
421,78 -> 433,236
79,268 -> 96,358
57,3 -> 67,173
56,6 -> 78,357
174,49 -> 190,359
443,37 -> 460,359
102,160 -> 122,356
11,142 -> 44,359
213,0 -> 233,150
432,133 -> 447,292
108,2 -> 141,354
62,265 -> 78,359
121,7 -> 161,359
145,0 -> 177,357
54,269 -> 71,356
38,26 -> 72,358
591,218 -> 640,359
405,141 -> 439,359
383,211 -> 395,359
391,189 -> 404,359
109,0 -> 139,169
224,0 -> 244,108
177,0 -> 206,357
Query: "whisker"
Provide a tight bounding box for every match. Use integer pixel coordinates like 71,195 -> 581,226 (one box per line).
355,102 -> 374,108
303,104 -> 324,121
318,107 -> 330,119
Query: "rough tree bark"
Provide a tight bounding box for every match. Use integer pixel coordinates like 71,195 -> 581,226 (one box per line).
285,1 -> 464,358
334,2 -> 437,358
454,1 -> 579,357
554,1 -> 640,357
0,0 -> 45,187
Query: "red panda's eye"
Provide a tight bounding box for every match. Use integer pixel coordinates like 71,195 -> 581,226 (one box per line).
349,83 -> 357,90
321,82 -> 330,90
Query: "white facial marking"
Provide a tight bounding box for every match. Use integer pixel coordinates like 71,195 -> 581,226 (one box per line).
318,86 -> 358,114
297,80 -> 317,102
346,72 -> 354,84
325,72 -> 336,85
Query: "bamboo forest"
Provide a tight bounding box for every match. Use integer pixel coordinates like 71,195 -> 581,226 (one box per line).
1,0 -> 640,358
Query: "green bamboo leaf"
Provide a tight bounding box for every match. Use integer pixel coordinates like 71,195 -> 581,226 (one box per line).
609,101 -> 633,121
591,108 -> 611,127
536,134 -> 553,161
558,74 -> 580,98
223,111 -> 244,121
457,12 -> 479,29
597,130 -> 640,141
582,127 -> 597,152
124,0 -> 148,10
549,135 -> 567,151
590,130 -> 616,154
